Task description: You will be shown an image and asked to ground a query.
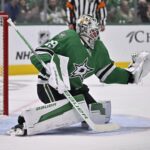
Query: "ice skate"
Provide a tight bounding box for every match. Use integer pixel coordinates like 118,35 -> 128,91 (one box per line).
7,124 -> 27,136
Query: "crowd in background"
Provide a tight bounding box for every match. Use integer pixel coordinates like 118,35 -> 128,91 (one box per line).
0,0 -> 150,25
107,0 -> 150,24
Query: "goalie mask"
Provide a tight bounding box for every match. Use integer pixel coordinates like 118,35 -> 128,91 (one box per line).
76,15 -> 99,49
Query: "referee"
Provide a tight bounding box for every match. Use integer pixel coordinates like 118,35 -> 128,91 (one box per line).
66,0 -> 107,31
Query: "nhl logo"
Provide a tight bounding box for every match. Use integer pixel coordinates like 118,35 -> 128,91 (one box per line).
38,31 -> 50,45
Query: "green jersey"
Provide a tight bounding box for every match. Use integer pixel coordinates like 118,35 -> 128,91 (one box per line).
30,30 -> 131,90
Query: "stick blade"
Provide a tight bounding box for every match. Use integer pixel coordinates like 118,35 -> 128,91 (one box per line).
94,123 -> 120,132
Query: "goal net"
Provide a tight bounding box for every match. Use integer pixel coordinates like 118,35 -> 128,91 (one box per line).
0,12 -> 8,115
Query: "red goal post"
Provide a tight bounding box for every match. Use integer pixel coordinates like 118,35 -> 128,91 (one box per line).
0,12 -> 9,115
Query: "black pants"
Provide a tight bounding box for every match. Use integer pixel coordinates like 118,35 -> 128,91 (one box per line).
37,84 -> 96,105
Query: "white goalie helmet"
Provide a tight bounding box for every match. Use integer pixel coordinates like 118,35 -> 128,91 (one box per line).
76,15 -> 99,49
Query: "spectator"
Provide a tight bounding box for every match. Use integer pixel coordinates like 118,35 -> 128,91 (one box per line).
17,0 -> 41,24
40,0 -> 66,24
147,2 -> 150,22
4,0 -> 20,22
106,0 -> 120,9
116,0 -> 135,24
16,0 -> 29,23
137,0 -> 150,23
107,7 -> 118,24
106,0 -> 120,24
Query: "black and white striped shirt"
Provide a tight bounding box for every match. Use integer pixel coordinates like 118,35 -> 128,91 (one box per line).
66,0 -> 107,26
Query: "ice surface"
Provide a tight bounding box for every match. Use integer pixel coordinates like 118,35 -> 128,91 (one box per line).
0,74 -> 150,150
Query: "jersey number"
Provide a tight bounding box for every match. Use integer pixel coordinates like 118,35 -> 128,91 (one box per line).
44,40 -> 58,49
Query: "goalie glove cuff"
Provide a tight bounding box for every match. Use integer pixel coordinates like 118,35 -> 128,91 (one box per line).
127,71 -> 134,83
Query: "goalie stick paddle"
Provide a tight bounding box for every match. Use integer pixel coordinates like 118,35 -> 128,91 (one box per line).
7,18 -> 120,132
63,90 -> 120,132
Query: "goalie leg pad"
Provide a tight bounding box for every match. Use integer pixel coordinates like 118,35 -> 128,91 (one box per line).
89,100 -> 111,124
21,94 -> 88,135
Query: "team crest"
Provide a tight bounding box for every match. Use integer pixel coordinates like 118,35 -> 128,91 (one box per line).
70,58 -> 94,81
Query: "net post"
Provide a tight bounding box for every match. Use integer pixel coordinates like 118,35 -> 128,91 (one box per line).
3,14 -> 9,115
0,12 -> 9,115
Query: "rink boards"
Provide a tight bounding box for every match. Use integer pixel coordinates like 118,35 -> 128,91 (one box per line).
8,25 -> 150,75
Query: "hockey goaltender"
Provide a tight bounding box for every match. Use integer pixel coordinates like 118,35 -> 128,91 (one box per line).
7,15 -> 150,136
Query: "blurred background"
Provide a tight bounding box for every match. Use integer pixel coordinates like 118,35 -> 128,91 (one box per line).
0,0 -> 150,25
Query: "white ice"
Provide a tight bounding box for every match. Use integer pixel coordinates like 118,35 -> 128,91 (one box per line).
0,74 -> 150,150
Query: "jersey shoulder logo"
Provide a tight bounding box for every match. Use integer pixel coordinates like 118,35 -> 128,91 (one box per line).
58,32 -> 67,39
70,58 -> 94,81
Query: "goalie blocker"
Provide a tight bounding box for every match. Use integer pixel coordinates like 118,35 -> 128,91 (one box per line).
8,94 -> 111,136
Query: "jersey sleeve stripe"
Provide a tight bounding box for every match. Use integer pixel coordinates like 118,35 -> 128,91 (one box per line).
96,63 -> 116,82
96,63 -> 112,77
100,65 -> 116,82
35,49 -> 54,56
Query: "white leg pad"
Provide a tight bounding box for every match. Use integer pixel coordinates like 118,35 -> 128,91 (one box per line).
21,95 -> 88,135
89,101 -> 111,124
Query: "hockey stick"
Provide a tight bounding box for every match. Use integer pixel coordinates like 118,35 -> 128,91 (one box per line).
7,18 -> 120,132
